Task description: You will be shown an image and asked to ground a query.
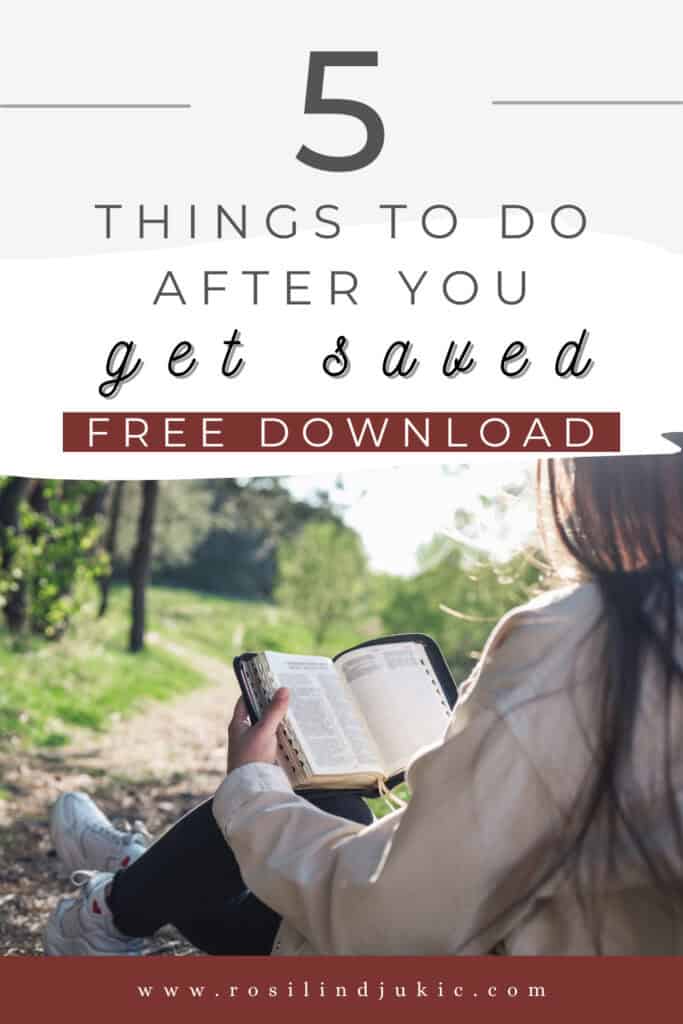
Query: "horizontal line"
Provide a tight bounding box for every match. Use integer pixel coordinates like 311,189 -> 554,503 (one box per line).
492,99 -> 683,106
0,103 -> 191,109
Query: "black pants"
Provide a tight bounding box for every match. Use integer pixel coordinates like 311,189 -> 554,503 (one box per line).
108,790 -> 372,955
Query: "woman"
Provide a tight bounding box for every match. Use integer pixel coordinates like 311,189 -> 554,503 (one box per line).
44,453 -> 683,955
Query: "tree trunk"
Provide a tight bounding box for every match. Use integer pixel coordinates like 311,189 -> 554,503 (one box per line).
28,481 -> 49,517
5,481 -> 47,633
129,481 -> 159,653
0,478 -> 31,570
98,482 -> 124,617
0,478 -> 32,633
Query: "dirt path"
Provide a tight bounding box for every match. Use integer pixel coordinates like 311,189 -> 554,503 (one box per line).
0,639 -> 241,956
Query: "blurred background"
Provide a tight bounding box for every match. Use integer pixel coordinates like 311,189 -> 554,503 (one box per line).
0,465 -> 542,751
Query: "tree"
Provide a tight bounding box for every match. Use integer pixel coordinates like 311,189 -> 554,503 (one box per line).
129,481 -> 159,652
0,479 -> 32,561
0,477 -> 33,632
274,521 -> 370,648
0,479 -> 108,638
382,539 -> 541,680
110,477 -> 344,600
98,481 -> 124,617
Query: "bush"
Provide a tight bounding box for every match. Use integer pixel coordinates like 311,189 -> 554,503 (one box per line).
0,481 -> 108,639
274,521 -> 371,649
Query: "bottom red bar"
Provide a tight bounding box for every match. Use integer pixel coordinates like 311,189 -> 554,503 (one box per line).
0,955 -> 677,1023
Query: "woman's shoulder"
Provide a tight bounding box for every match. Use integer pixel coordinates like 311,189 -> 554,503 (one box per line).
509,576 -> 601,615
490,578 -> 602,644
461,580 -> 604,709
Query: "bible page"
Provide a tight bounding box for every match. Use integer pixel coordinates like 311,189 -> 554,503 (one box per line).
336,642 -> 452,776
264,651 -> 383,776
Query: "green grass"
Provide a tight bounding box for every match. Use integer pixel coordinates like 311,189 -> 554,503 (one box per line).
366,782 -> 411,819
147,585 -> 284,662
0,585 -> 276,749
147,584 -> 365,662
0,583 -> 347,750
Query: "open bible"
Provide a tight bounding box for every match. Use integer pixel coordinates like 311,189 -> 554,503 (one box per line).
233,634 -> 458,794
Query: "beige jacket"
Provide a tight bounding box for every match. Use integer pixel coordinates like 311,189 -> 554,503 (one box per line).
213,582 -> 683,955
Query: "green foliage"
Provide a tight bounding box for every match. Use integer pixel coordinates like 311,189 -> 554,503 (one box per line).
115,481 -> 213,574
0,481 -> 108,639
382,544 -> 542,682
275,521 -> 371,648
114,478 -> 344,600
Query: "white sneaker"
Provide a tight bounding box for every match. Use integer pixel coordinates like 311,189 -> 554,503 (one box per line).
50,792 -> 149,875
43,871 -> 144,956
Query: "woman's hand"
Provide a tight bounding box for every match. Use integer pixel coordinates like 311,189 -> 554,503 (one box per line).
227,689 -> 290,773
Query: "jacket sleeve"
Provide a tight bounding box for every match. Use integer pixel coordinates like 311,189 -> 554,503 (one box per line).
212,663 -> 567,955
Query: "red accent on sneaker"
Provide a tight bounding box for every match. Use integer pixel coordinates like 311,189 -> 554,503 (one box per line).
92,899 -> 103,915
121,856 -> 130,867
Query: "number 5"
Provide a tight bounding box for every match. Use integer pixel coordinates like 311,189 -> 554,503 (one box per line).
296,51 -> 385,172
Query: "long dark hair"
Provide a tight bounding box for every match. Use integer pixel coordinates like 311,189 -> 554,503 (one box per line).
537,453 -> 683,948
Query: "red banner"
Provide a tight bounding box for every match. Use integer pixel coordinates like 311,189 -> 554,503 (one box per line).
0,955 -> 679,1023
62,411 -> 620,453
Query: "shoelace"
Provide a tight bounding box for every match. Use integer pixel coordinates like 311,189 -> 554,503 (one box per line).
113,817 -> 154,842
69,870 -> 145,952
70,869 -> 98,888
